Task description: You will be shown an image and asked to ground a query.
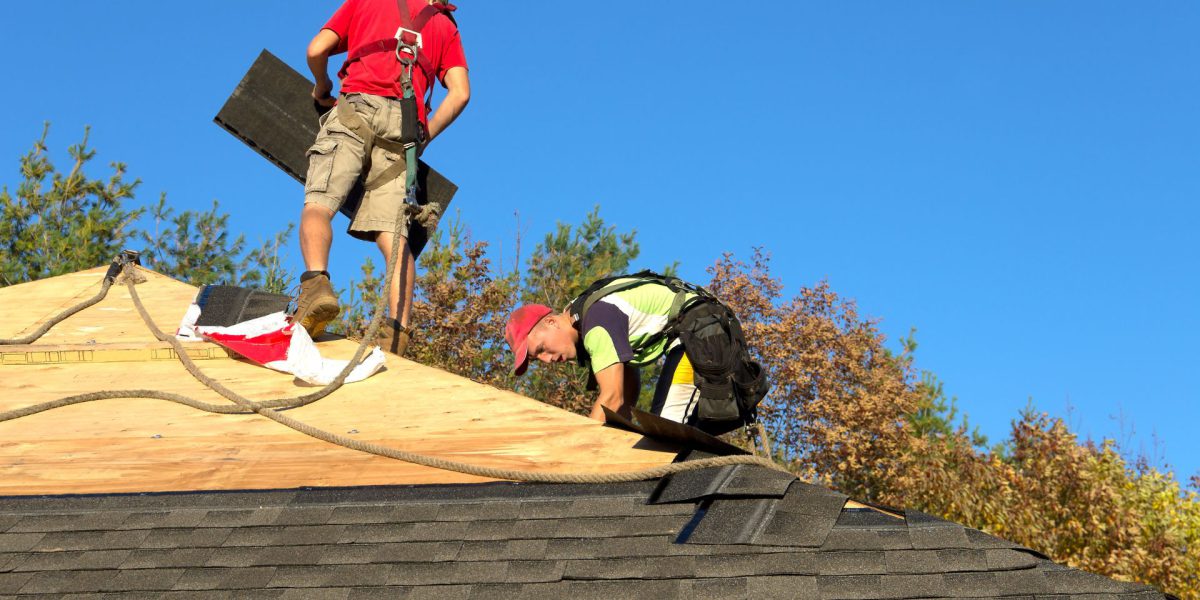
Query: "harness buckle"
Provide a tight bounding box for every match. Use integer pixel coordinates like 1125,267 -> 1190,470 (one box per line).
394,27 -> 422,64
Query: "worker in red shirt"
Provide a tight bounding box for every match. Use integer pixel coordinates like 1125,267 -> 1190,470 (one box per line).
294,0 -> 470,356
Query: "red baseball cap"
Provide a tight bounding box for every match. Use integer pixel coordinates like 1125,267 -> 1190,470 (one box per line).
505,304 -> 553,376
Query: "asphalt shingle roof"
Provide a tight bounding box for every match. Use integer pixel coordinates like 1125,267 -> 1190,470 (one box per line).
0,465 -> 1168,599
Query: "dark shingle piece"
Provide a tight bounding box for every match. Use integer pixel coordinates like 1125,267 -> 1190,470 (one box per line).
1045,568 -> 1158,594
754,480 -> 848,547
744,575 -> 820,598
8,513 -> 99,534
0,571 -> 34,594
816,574 -> 884,598
0,514 -> 20,533
12,548 -> 132,571
339,523 -> 416,544
651,467 -> 732,504
199,509 -> 284,528
119,509 -> 209,530
319,541 -> 461,564
279,588 -> 351,600
383,561 -> 509,586
984,548 -> 1039,571
694,552 -> 807,578
271,506 -> 334,527
510,518 -> 561,539
18,569 -> 115,594
563,555 -> 696,580
1,551 -> 23,572
836,508 -> 906,528
515,579 -> 682,600
875,573 -> 944,598
122,547 -> 216,570
651,465 -> 794,505
436,502 -> 524,522
32,529 -> 150,552
568,496 -> 693,518
553,516 -> 681,539
823,528 -> 913,551
143,527 -> 233,549
222,525 -> 346,547
268,564 -> 394,588
456,539 -> 548,562
100,568 -> 188,592
965,527 -> 1029,551
684,498 -> 775,545
173,566 -> 279,591
517,500 -> 574,520
882,549 -> 988,575
0,532 -> 44,553
503,559 -> 564,583
686,577 -> 749,600
327,505 -> 400,525
465,583 -> 524,600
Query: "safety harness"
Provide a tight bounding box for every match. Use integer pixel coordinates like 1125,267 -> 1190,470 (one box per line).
568,271 -> 771,435
334,0 -> 457,211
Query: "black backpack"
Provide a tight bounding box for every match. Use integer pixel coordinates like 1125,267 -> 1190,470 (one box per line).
568,271 -> 770,435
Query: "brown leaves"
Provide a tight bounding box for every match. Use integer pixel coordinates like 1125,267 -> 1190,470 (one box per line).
708,249 -> 919,500
709,248 -> 1200,598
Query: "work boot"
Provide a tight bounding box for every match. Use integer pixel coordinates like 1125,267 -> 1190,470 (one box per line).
374,318 -> 411,356
293,272 -> 340,338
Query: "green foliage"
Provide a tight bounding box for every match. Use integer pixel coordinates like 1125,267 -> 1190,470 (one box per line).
328,257 -> 384,339
0,124 -> 142,286
409,217 -> 519,386
523,205 -> 646,308
139,195 -> 294,291
1,125 -> 294,292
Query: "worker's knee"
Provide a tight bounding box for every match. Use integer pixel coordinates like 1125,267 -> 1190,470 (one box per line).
302,202 -> 336,221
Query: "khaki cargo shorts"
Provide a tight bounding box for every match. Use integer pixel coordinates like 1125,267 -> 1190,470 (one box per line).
303,93 -> 435,241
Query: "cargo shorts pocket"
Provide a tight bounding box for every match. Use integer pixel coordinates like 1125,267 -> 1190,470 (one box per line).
304,138 -> 339,194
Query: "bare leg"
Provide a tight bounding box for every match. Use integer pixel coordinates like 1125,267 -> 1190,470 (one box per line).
374,231 -> 415,326
300,204 -> 336,271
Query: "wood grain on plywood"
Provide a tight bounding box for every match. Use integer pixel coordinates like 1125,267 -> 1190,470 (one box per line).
0,266 -> 678,496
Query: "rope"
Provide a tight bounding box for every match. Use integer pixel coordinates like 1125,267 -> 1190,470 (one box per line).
0,191 -> 789,485
0,278 -> 115,345
131,261 -> 791,482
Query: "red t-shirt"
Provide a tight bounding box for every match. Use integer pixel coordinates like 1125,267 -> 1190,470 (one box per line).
324,0 -> 467,123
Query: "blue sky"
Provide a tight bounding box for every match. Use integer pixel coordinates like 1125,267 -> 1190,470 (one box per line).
3,2 -> 1197,481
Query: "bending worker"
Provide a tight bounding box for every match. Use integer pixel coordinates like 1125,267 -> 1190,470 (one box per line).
293,0 -> 470,356
505,272 -> 769,434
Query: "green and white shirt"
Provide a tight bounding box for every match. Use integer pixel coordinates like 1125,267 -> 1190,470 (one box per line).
576,279 -> 696,373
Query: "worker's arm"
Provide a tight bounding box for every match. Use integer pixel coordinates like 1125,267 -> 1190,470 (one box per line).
588,362 -> 640,422
425,66 -> 470,144
308,29 -> 342,108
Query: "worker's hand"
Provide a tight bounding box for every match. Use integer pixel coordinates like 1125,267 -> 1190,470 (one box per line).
312,80 -> 336,108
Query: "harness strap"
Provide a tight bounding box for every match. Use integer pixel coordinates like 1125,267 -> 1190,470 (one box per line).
336,98 -> 412,192
339,2 -> 453,111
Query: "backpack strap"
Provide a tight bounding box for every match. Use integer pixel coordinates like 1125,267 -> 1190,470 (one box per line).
568,270 -> 717,358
